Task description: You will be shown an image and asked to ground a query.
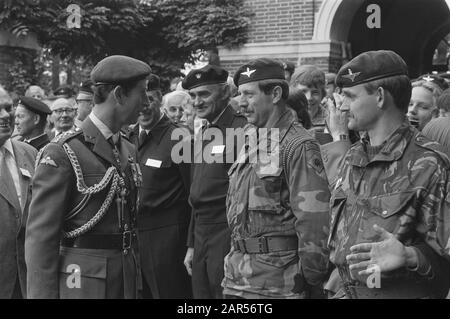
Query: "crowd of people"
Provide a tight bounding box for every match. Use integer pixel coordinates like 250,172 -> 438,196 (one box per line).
1,49 -> 450,299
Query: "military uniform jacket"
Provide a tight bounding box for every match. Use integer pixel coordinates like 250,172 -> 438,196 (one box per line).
187,105 -> 247,247
25,117 -> 140,299
0,140 -> 36,298
25,133 -> 51,151
222,109 -> 331,299
329,120 -> 450,297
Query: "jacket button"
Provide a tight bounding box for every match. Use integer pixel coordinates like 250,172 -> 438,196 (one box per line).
382,210 -> 388,216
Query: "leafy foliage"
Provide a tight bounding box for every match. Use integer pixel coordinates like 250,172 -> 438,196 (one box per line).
0,0 -> 253,83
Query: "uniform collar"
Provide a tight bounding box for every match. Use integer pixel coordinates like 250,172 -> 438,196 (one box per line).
350,119 -> 413,167
25,132 -> 47,144
89,112 -> 115,141
209,104 -> 234,130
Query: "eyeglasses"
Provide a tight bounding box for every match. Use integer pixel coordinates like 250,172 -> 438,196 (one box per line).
53,108 -> 76,115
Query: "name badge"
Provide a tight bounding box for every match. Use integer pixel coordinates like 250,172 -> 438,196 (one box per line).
20,168 -> 31,178
145,158 -> 162,168
211,145 -> 225,154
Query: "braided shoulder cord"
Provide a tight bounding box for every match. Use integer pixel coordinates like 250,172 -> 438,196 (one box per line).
61,142 -> 125,238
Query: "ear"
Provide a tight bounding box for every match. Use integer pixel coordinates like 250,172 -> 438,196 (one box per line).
221,84 -> 231,102
376,87 -> 385,109
33,114 -> 40,126
272,85 -> 283,104
113,85 -> 125,105
432,107 -> 439,118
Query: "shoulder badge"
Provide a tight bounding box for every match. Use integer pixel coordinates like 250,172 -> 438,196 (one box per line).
40,156 -> 58,168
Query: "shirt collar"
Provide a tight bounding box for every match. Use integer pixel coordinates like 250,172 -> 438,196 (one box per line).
89,112 -> 115,141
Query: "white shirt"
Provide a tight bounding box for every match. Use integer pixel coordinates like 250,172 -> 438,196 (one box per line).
0,139 -> 22,209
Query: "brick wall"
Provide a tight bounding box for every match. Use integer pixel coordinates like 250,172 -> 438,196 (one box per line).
244,0 -> 322,43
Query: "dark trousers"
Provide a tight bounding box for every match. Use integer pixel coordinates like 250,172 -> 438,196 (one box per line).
140,224 -> 192,299
192,222 -> 230,299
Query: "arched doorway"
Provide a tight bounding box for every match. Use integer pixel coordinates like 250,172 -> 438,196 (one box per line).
314,0 -> 450,78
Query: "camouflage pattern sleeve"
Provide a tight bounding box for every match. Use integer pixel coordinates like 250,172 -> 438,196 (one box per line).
286,139 -> 331,287
319,140 -> 351,186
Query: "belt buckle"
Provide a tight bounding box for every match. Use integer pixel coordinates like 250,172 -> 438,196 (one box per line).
123,231 -> 132,250
258,236 -> 269,253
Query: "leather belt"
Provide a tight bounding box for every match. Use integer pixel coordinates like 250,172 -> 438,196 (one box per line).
233,236 -> 297,254
61,231 -> 136,251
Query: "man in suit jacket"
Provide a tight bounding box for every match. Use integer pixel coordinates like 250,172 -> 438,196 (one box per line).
128,76 -> 192,299
0,86 -> 37,299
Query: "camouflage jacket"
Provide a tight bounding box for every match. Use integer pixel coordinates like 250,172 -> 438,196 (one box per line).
329,120 -> 450,291
222,109 -> 330,299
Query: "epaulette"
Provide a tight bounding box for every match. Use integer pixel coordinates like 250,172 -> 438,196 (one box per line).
415,134 -> 450,168
52,127 -> 83,145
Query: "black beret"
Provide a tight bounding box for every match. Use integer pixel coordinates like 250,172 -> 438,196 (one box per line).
91,55 -> 152,85
282,61 -> 296,73
418,74 -> 449,91
17,96 -> 51,115
182,65 -> 228,90
336,50 -> 408,88
147,74 -> 161,91
234,58 -> 285,87
53,85 -> 75,97
79,80 -> 93,94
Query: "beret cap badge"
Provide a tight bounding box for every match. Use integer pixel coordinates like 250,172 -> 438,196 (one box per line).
241,68 -> 256,78
342,69 -> 361,82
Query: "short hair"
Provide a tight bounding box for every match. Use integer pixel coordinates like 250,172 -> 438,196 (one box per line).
412,80 -> 442,106
25,85 -> 45,98
93,78 -> 144,104
258,79 -> 289,100
363,75 -> 412,113
290,65 -> 326,96
286,89 -> 312,129
162,90 -> 191,108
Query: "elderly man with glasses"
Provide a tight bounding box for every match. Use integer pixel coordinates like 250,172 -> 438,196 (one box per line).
49,98 -> 77,138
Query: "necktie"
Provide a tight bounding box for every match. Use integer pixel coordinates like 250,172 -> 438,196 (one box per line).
138,130 -> 148,148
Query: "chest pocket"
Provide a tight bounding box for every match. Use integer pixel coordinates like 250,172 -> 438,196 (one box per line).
363,191 -> 416,237
247,164 -> 283,212
141,159 -> 172,188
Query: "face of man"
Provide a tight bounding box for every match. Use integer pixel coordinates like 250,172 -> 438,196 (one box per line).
340,84 -> 380,132
238,82 -> 275,128
75,93 -> 93,121
408,86 -> 436,131
15,105 -> 40,138
0,100 -> 14,147
51,102 -> 76,132
120,79 -> 150,126
189,84 -> 227,122
138,89 -> 160,129
295,83 -> 324,116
